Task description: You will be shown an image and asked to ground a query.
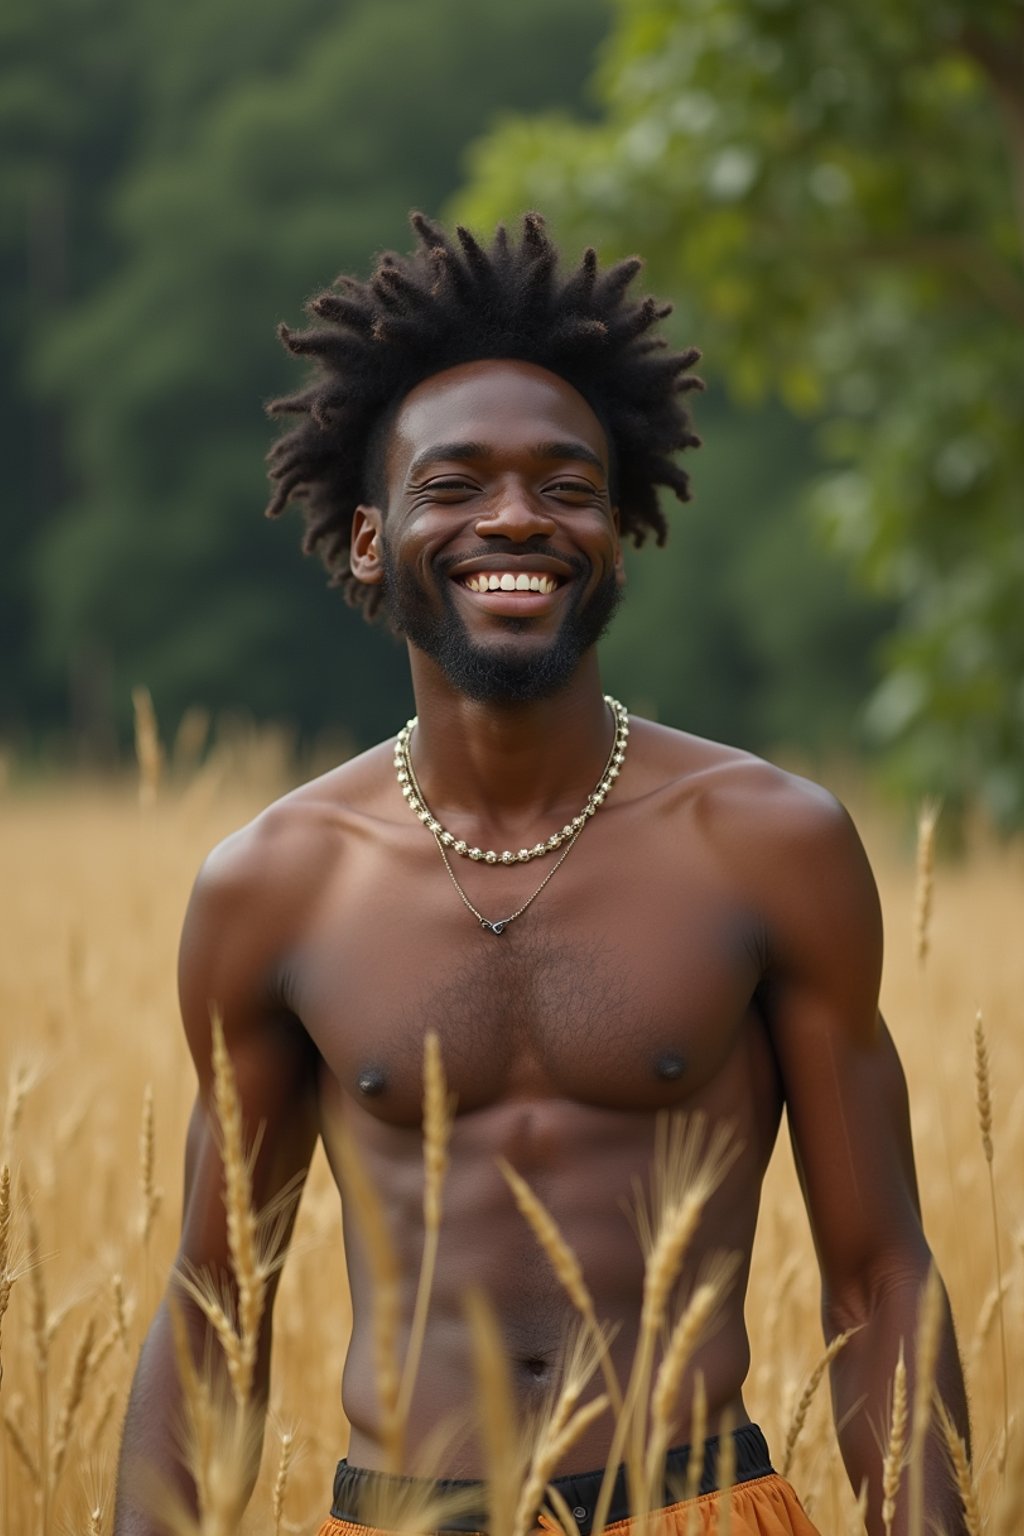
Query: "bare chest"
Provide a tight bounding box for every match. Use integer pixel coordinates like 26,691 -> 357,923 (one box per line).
288,839 -> 768,1124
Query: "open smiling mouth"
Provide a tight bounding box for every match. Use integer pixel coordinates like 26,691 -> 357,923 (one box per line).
460,571 -> 562,594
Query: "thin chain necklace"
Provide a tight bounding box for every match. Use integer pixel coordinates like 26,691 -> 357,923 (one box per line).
393,697 -> 630,935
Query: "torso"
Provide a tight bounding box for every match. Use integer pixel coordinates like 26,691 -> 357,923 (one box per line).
232,719 -> 803,1474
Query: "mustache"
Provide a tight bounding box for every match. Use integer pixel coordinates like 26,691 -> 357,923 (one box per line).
432,543 -> 589,580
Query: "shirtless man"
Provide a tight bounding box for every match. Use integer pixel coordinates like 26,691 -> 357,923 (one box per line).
115,214 -> 969,1536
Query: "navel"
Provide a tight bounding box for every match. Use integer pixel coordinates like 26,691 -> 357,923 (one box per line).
653,1050 -> 687,1082
356,1065 -> 388,1098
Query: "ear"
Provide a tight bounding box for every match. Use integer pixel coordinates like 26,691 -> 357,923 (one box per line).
350,504 -> 384,586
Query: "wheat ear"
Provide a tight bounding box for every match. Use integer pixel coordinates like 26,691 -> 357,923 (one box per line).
272,1422 -> 296,1536
88,1383 -> 117,1453
398,1030 -> 454,1421
49,1312 -> 95,1489
544,1478 -> 585,1536
167,1289 -> 213,1517
25,1189 -> 49,1536
591,1115 -> 737,1536
514,1395 -> 609,1536
780,1327 -> 856,1477
0,1163 -> 12,1388
513,1326 -> 608,1536
973,1008 -> 1009,1446
499,1158 -> 622,1414
907,1266 -> 942,1536
881,1340 -> 908,1536
132,684 -> 163,805
4,1398 -> 40,1486
646,1253 -> 741,1498
210,1011 -> 264,1410
913,799 -> 940,965
933,1392 -> 980,1536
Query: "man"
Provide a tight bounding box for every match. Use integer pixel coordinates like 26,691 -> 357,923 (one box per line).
115,214 -> 969,1536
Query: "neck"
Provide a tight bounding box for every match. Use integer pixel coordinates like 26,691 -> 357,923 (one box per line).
404,649 -> 616,833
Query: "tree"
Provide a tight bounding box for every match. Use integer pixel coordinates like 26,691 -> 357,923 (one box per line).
11,0 -> 609,753
456,0 -> 1024,824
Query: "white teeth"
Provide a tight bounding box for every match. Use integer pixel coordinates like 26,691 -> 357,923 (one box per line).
463,572 -> 559,594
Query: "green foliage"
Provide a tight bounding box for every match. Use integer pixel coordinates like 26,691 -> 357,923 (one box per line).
4,0 -> 607,751
457,0 -> 1024,823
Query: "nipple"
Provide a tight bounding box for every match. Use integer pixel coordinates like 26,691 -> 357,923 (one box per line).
357,1066 -> 387,1098
654,1051 -> 687,1082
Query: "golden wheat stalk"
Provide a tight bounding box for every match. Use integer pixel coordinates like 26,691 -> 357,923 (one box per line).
466,1288 -> 519,1536
272,1422 -> 296,1536
398,1031 -> 454,1422
4,1058 -> 36,1158
592,1115 -> 738,1536
934,1392 -> 980,1536
25,1188 -> 50,1536
139,1085 -> 161,1250
907,1266 -> 942,1536
4,1406 -> 40,1486
209,1011 -> 264,1410
132,684 -> 164,806
645,1253 -> 741,1500
780,1327 -> 856,1478
913,798 -> 940,965
881,1339 -> 907,1536
682,1371 -> 707,1536
716,1406 -> 735,1536
49,1312 -> 95,1489
167,1289 -> 214,1518
335,1121 -> 403,1472
543,1477 -> 585,1536
512,1326 -> 607,1536
514,1395 -> 609,1536
973,1008 -> 1009,1446
846,1477 -> 868,1536
498,1157 -> 623,1415
0,1162 -> 12,1388
88,1382 -> 117,1454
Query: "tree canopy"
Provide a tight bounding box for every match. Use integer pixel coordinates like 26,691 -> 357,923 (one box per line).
457,0 -> 1024,824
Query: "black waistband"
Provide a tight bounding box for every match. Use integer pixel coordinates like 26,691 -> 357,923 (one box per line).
331,1423 -> 774,1534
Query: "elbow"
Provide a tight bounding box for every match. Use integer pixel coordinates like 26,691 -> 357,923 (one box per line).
822,1239 -> 936,1337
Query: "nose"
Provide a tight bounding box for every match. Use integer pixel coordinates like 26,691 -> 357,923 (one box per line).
473,481 -> 556,542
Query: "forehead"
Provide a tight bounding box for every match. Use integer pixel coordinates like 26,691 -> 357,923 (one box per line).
386,359 -> 609,480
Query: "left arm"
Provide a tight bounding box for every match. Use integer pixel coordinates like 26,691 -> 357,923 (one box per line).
750,784 -> 969,1536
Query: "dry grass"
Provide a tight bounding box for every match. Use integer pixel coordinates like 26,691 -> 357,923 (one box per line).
0,770 -> 1022,1533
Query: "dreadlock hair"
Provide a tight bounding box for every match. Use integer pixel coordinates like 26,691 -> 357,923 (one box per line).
265,211 -> 703,622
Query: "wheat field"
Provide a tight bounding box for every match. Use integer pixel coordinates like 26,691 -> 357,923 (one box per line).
0,748 -> 1021,1534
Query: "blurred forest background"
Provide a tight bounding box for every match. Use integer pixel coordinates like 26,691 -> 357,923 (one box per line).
3,0 -> 1022,822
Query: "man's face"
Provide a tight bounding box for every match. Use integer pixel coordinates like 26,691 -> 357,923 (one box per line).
357,359 -> 625,704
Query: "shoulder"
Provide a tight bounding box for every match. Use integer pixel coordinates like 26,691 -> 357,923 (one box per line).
179,739 -> 396,1010
189,738 -> 396,913
635,716 -> 855,848
634,718 -> 881,955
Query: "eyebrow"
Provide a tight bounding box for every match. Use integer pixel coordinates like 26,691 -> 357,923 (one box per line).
407,439 -> 606,478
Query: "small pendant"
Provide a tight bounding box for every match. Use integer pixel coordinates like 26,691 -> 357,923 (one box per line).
481,918 -> 508,935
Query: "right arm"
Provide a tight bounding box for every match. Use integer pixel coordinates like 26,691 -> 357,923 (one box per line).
114,823 -> 322,1535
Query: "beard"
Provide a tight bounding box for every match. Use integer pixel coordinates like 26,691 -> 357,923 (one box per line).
380,541 -> 622,704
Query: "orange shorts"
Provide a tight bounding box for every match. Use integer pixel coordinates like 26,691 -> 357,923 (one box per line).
316,1471 -> 821,1535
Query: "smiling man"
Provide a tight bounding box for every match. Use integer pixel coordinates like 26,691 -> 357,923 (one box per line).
115,215 -> 969,1536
